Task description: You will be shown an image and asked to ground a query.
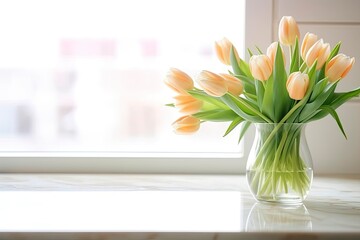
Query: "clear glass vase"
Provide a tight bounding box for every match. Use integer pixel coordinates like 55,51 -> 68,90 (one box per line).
246,123 -> 313,204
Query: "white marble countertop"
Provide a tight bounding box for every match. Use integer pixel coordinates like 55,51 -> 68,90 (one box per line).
0,174 -> 359,239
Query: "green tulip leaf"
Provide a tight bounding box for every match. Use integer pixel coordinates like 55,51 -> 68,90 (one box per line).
165,103 -> 175,107
230,47 -> 247,76
328,42 -> 341,61
316,66 -> 326,83
309,77 -> 329,102
223,117 -> 244,137
242,92 -> 258,103
290,38 -> 300,73
239,57 -> 252,78
229,46 -> 252,78
193,109 -> 239,122
238,121 -> 251,144
320,105 -> 347,139
261,75 -> 275,121
188,90 -> 229,109
232,74 -> 256,94
306,60 -> 320,94
255,46 -> 263,54
327,86 -> 360,109
299,53 -> 304,66
230,47 -> 256,95
255,79 -> 264,110
220,94 -> 266,122
273,42 -> 291,122
230,46 -> 242,74
306,86 -> 360,122
298,83 -> 337,122
247,48 -> 254,57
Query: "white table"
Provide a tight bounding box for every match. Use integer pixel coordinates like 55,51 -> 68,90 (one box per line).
0,174 -> 359,239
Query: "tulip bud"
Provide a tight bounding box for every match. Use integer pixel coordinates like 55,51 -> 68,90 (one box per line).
325,54 -> 355,82
305,39 -> 330,70
286,72 -> 309,100
266,42 -> 285,66
196,70 -> 228,97
278,16 -> 300,46
301,32 -> 318,60
214,38 -> 237,65
219,73 -> 243,96
172,116 -> 200,134
249,55 -> 273,81
174,94 -> 203,114
164,68 -> 194,94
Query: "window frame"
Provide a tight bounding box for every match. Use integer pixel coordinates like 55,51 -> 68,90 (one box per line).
0,0 -> 273,174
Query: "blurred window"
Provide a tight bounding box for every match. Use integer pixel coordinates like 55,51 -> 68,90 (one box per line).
0,0 -> 245,155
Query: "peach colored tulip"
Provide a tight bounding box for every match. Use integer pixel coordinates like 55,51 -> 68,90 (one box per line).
196,70 -> 228,97
172,116 -> 200,134
214,38 -> 237,65
266,42 -> 285,66
301,32 -> 318,60
325,54 -> 355,82
219,73 -> 243,96
164,68 -> 194,94
174,94 -> 203,114
286,72 -> 309,100
249,55 -> 273,81
278,16 -> 300,46
305,39 -> 330,70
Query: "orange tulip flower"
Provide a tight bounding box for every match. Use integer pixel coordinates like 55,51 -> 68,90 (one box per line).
278,16 -> 300,46
305,39 -> 330,70
214,37 -> 237,65
172,116 -> 200,134
249,55 -> 273,81
164,68 -> 194,94
326,54 -> 355,82
286,72 -> 309,100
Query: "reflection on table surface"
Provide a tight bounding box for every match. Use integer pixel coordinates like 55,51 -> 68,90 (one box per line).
246,203 -> 312,232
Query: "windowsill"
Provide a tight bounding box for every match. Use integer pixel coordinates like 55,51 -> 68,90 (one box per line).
0,174 -> 359,239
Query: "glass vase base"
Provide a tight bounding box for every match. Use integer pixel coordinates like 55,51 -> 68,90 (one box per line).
253,194 -> 306,205
246,169 -> 313,205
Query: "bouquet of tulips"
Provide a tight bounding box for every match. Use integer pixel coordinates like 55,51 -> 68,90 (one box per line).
164,16 -> 359,199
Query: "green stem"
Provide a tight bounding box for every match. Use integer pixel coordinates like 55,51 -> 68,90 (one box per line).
299,62 -> 307,72
250,124 -> 311,199
271,129 -> 288,197
252,98 -> 306,162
